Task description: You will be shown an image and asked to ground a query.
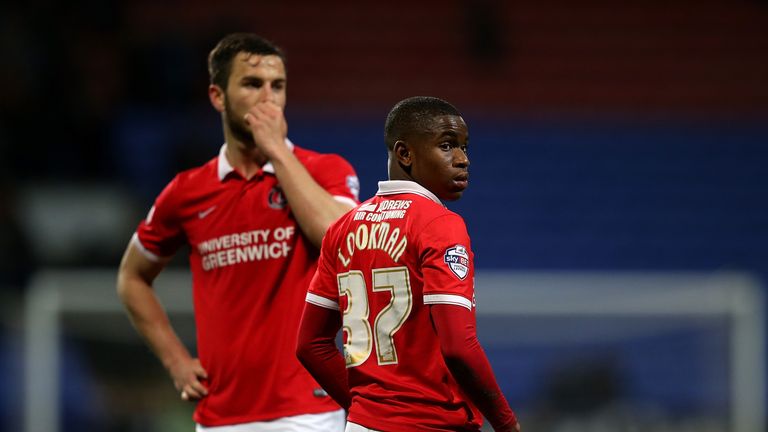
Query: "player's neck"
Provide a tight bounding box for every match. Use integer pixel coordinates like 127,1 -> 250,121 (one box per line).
388,162 -> 413,183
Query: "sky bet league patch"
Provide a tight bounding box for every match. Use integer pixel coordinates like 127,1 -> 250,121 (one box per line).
444,245 -> 469,280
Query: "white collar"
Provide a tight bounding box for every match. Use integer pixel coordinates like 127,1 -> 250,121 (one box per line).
217,139 -> 295,181
376,180 -> 443,206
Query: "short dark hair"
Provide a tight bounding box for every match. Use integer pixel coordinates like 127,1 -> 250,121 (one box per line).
208,33 -> 286,89
384,96 -> 462,150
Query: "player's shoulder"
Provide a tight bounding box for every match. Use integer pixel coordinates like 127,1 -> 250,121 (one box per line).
405,198 -> 468,241
160,156 -> 218,200
408,199 -> 470,248
172,152 -> 216,179
410,194 -> 463,222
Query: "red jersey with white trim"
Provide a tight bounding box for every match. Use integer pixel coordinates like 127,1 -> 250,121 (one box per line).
307,180 -> 483,432
134,142 -> 359,426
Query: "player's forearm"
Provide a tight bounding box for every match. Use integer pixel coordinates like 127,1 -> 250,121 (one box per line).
269,152 -> 352,248
117,275 -> 191,370
431,305 -> 519,431
442,346 -> 518,432
297,304 -> 352,408
296,338 -> 351,409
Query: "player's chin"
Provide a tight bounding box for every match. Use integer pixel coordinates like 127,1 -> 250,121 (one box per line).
441,188 -> 466,201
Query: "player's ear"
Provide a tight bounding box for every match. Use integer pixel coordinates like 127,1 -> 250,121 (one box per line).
393,140 -> 412,167
208,84 -> 225,112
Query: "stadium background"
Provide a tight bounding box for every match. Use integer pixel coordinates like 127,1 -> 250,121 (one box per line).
1,0 -> 767,431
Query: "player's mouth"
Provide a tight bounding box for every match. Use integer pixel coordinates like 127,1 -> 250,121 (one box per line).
453,173 -> 469,189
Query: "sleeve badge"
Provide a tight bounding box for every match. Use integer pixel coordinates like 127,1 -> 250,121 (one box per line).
444,245 -> 470,280
346,175 -> 360,201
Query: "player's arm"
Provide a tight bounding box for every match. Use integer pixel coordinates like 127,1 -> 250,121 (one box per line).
268,150 -> 353,248
245,103 -> 354,248
296,302 -> 351,409
116,241 -> 208,401
430,304 -> 520,432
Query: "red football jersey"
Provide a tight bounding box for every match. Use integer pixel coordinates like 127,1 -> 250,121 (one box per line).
134,142 -> 359,426
306,180 -> 483,432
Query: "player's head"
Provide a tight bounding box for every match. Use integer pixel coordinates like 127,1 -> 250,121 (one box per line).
208,33 -> 286,90
385,96 -> 470,201
207,33 -> 287,145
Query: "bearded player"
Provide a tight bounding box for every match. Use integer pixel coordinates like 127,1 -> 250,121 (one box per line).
296,96 -> 520,431
117,33 -> 359,431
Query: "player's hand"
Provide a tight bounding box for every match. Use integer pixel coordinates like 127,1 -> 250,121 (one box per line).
169,357 -> 209,402
244,101 -> 288,161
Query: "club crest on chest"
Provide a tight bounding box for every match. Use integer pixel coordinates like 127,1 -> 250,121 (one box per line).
267,186 -> 287,209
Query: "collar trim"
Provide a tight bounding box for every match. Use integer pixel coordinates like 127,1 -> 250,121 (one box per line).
376,180 -> 443,206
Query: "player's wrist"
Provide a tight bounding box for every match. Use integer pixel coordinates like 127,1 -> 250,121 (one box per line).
161,349 -> 190,371
262,141 -> 294,166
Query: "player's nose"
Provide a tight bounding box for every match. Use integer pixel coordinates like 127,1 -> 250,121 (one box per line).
452,148 -> 469,168
258,86 -> 275,103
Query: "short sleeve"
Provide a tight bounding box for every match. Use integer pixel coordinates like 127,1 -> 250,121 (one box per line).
306,225 -> 341,310
309,154 -> 360,207
419,214 -> 475,311
134,176 -> 186,261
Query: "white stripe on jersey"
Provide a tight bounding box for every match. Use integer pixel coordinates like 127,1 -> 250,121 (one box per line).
306,292 -> 341,311
423,294 -> 473,311
131,233 -> 170,263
